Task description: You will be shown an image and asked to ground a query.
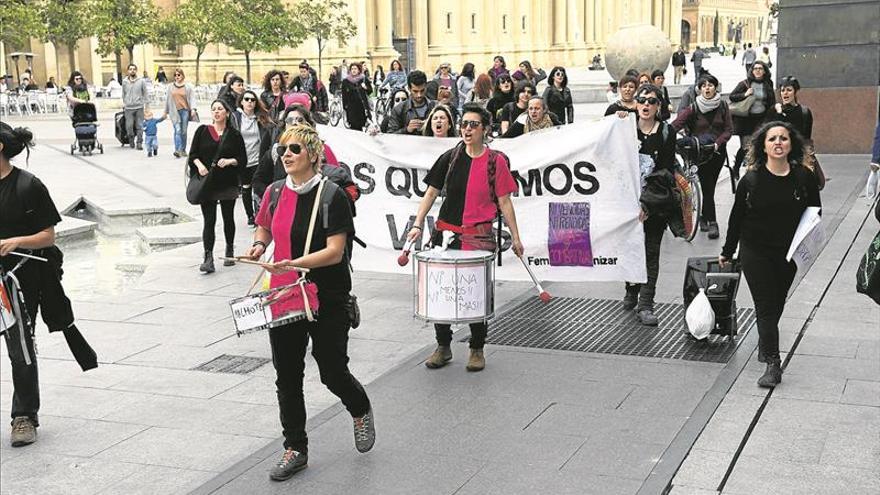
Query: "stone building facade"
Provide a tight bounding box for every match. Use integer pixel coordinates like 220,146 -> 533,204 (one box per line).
680,0 -> 772,51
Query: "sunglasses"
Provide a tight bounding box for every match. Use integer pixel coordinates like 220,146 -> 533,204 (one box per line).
635,96 -> 660,105
274,143 -> 304,156
285,115 -> 305,125
242,97 -> 256,102
394,96 -> 408,102
74,77 -> 83,80
460,119 -> 482,129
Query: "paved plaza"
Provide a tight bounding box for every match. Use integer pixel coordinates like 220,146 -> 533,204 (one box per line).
1,51 -> 879,494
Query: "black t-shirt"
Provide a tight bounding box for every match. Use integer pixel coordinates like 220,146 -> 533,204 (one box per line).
425,148 -> 471,226
289,186 -> 354,299
499,102 -> 525,126
637,122 -> 677,172
0,168 -> 62,269
604,101 -> 638,116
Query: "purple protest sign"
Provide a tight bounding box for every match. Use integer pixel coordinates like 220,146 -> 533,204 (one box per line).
548,202 -> 593,267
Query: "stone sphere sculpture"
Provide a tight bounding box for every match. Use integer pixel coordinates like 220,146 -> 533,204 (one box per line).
605,23 -> 673,80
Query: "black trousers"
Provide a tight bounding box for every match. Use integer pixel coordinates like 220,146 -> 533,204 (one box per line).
434,322 -> 488,349
740,243 -> 796,360
625,216 -> 667,311
240,166 -> 256,220
269,296 -> 370,452
200,199 -> 236,252
699,153 -> 725,222
3,262 -> 41,425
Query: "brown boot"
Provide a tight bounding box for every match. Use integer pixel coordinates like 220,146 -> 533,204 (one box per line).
466,349 -> 485,372
424,345 -> 452,369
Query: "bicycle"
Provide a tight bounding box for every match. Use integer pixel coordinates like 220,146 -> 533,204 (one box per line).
328,93 -> 344,127
674,137 -> 716,242
374,87 -> 390,123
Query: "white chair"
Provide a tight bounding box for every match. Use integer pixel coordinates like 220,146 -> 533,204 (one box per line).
28,91 -> 46,113
46,87 -> 59,112
0,92 -> 8,116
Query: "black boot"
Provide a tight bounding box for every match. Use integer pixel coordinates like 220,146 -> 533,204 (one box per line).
757,358 -> 782,388
200,251 -> 215,273
224,245 -> 235,266
707,222 -> 720,240
622,284 -> 639,311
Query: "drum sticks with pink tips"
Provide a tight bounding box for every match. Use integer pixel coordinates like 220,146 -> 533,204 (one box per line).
517,254 -> 552,303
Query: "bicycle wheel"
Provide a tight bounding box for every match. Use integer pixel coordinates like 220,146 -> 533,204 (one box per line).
725,155 -> 738,193
685,171 -> 702,242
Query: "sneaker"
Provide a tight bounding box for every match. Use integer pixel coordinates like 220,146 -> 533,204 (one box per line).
136,143 -> 143,150
173,150 -> 181,158
10,417 -> 36,447
352,408 -> 375,453
699,219 -> 709,232
424,345 -> 452,369
466,349 -> 485,372
707,222 -> 720,240
757,359 -> 782,388
636,309 -> 659,326
147,150 -> 153,157
622,290 -> 638,311
268,448 -> 307,481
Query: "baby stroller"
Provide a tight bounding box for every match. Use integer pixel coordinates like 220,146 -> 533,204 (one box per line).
70,102 -> 103,155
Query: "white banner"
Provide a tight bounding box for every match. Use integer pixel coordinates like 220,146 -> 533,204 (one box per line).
317,116 -> 647,282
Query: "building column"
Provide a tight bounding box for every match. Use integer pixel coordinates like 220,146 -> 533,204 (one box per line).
370,0 -> 400,68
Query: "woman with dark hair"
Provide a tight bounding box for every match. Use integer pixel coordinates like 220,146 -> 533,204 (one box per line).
407,103 -> 524,372
721,121 -> 820,388
730,61 -> 775,172
235,90 -> 276,226
512,60 -> 546,87
542,66 -> 573,124
499,81 -> 535,135
652,69 -> 672,121
380,89 -> 410,133
64,71 -> 90,115
672,74 -> 734,239
487,74 -> 515,133
260,70 -> 287,120
187,99 -> 247,273
340,63 -> 372,131
244,124 -> 375,481
220,75 -> 246,111
381,60 -> 407,92
488,55 -> 509,81
465,74 -> 493,110
769,76 -> 823,186
605,75 -> 639,117
421,105 -> 457,138
372,65 -> 385,89
637,72 -> 651,87
456,63 -> 476,113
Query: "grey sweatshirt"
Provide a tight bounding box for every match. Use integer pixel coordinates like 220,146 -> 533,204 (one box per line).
122,76 -> 148,109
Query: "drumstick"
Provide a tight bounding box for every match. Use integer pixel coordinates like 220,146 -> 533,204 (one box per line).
10,251 -> 48,262
221,257 -> 310,273
517,254 -> 552,303
397,238 -> 415,266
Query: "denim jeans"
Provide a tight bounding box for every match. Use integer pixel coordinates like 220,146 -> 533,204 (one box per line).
174,109 -> 190,152
144,135 -> 158,154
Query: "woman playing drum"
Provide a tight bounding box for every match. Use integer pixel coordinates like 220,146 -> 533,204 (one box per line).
243,125 -> 374,481
407,103 -> 524,372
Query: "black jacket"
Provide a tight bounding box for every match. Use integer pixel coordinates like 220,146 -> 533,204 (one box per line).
386,98 -> 436,135
542,85 -> 573,124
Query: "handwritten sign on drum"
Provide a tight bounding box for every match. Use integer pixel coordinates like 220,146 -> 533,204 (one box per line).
414,250 -> 495,323
230,295 -> 274,334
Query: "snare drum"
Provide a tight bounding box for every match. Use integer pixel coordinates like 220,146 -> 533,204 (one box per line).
229,282 -> 315,336
413,249 -> 495,324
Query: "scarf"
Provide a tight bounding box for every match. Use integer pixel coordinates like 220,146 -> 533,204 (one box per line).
525,113 -> 554,133
286,173 -> 323,194
345,73 -> 365,85
696,93 -> 722,113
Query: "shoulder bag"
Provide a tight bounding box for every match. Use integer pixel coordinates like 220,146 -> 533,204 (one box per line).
185,128 -> 226,205
728,93 -> 755,117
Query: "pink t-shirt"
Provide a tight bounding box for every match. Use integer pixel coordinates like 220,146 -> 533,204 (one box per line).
255,186 -> 302,318
461,151 -> 517,226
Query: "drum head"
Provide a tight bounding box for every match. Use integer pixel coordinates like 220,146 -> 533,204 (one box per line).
413,249 -> 495,263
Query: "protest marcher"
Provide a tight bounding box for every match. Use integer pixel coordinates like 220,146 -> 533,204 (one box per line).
677,68 -> 712,112
542,66 -> 574,124
187,100 -> 247,273
512,60 -> 547,88
386,70 -> 435,135
122,64 -> 147,150
234,90 -> 276,226
652,70 -> 672,121
436,86 -> 459,123
487,74 -> 515,134
381,60 -> 407,92
638,73 -> 652,87
456,63 -> 476,113
465,74 -> 493,111
340,63 -> 372,132
217,71 -> 236,99
421,104 -> 457,138
691,46 -> 706,83
155,66 -> 168,83
504,96 -> 561,138
164,68 -> 196,158
378,89 -> 410,133
290,63 -> 328,113
244,125 -> 374,480
488,55 -> 510,82
618,84 -> 677,326
730,61 -> 775,173
500,81 -> 535,135
742,43 -> 757,75
407,103 -> 524,371
260,70 -> 287,120
721,121 -> 821,387
769,76 -> 824,187
672,46 -> 686,84
64,71 -> 90,116
606,81 -> 620,104
433,62 -> 459,109
220,75 -> 246,112
604,75 -> 639,117
1,123 -> 98,447
671,74 -> 733,239
372,64 -> 385,89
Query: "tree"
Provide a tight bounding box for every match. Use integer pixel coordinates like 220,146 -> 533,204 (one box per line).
296,0 -> 357,78
221,0 -> 305,84
92,0 -> 160,83
39,0 -> 96,72
161,0 -> 228,85
0,0 -> 44,49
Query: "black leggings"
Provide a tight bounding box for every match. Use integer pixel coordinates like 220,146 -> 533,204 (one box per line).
240,166 -> 256,220
200,199 -> 236,252
434,322 -> 488,349
740,243 -> 796,360
699,153 -> 725,222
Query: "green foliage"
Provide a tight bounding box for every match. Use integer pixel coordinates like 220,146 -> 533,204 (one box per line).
221,0 -> 306,83
161,0 -> 229,84
0,0 -> 44,48
92,0 -> 160,58
39,0 -> 96,51
296,0 -> 357,75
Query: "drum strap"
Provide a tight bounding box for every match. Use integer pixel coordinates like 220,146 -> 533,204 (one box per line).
299,179 -> 326,322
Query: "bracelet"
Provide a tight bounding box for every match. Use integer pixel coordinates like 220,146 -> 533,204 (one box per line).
411,225 -> 423,231
252,240 -> 267,249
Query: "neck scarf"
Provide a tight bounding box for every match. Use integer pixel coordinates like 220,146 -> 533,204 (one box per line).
346,73 -> 364,85
286,173 -> 323,194
525,113 -> 554,133
696,93 -> 722,113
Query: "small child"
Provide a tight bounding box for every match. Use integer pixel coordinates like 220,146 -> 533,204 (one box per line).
142,110 -> 166,157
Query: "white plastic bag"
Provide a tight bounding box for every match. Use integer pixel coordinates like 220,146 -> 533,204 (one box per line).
866,169 -> 880,201
686,289 -> 715,340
